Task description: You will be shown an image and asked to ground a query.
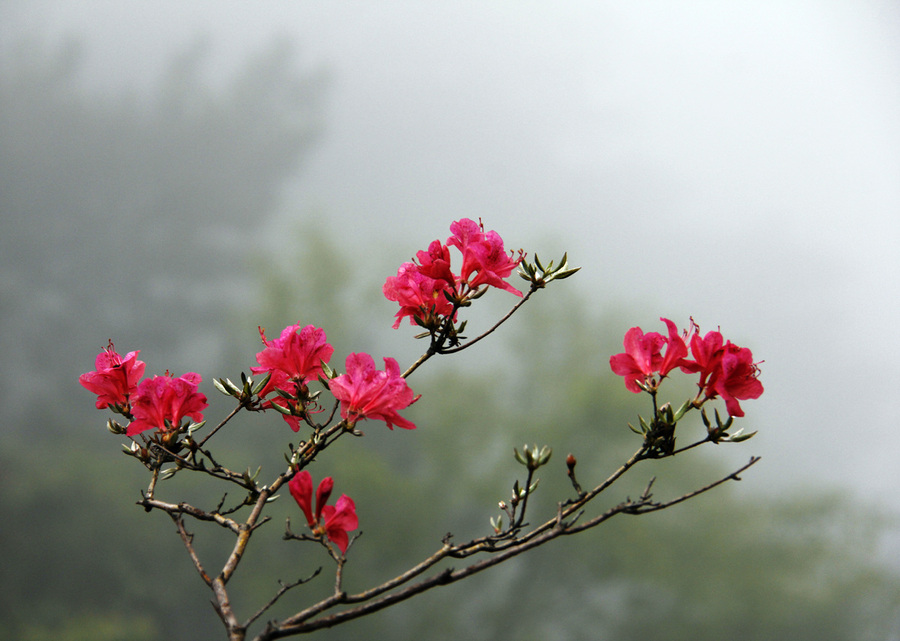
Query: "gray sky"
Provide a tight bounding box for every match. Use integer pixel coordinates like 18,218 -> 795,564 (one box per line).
4,2 -> 900,504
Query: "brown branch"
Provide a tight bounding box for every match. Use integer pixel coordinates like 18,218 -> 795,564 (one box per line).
252,454 -> 759,639
140,496 -> 242,534
199,401 -> 247,448
244,570 -> 323,629
402,284 -> 539,379
437,285 -> 538,356
171,514 -> 213,586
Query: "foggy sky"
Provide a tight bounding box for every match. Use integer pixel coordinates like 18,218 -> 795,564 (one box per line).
3,2 -> 900,506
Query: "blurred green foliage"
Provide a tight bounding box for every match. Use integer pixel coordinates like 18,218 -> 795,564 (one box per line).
1,34 -> 898,641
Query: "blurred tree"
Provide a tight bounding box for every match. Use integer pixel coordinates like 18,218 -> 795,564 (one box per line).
0,36 -> 326,432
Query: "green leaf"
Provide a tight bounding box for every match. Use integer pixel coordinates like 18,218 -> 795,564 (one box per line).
552,267 -> 580,280
213,378 -> 234,397
513,447 -> 528,466
674,398 -> 693,421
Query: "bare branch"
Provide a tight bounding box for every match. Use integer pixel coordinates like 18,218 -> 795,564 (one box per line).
171,514 -> 213,586
252,455 -> 760,639
244,570 -> 323,629
199,401 -> 247,448
437,284 -> 538,356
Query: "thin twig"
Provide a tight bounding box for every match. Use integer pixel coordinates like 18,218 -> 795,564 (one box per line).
141,496 -> 242,534
199,402 -> 247,448
402,284 -> 538,378
243,570 -> 323,629
253,454 -> 759,639
438,285 -> 537,355
171,514 -> 213,586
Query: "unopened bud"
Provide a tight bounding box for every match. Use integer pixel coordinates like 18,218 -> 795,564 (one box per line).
566,453 -> 577,472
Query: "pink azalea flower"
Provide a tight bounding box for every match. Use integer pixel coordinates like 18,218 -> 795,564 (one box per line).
383,262 -> 456,329
709,342 -> 764,417
447,218 -> 522,296
679,322 -> 764,417
656,317 -> 689,377
679,326 -> 725,389
250,324 -> 334,430
79,341 -> 146,410
288,470 -> 359,554
414,239 -> 456,285
329,353 -> 419,430
127,372 -> 209,436
609,318 -> 687,393
251,324 -> 334,393
384,219 -> 524,327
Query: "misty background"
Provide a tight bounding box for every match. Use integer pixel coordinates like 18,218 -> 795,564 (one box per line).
2,2 -> 899,640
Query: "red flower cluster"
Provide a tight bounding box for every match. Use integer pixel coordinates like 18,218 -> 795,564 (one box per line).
80,342 -> 208,435
679,322 -> 764,417
250,324 -> 335,431
78,341 -> 146,411
127,372 -> 209,436
289,471 -> 358,554
610,318 -> 763,417
384,218 -> 523,329
329,353 -> 419,430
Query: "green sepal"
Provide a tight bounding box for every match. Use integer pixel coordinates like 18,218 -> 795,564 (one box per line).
159,467 -> 178,481
513,447 -> 528,466
251,372 -> 272,395
270,401 -> 294,416
186,421 -> 206,435
727,430 -> 757,443
638,415 -> 651,433
214,378 -> 238,397
674,399 -> 692,421
551,267 -> 581,280
537,445 -> 552,466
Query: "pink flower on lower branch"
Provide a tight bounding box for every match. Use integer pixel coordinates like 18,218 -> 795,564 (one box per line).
127,372 -> 208,436
329,353 -> 419,430
79,340 -> 146,411
289,471 -> 358,554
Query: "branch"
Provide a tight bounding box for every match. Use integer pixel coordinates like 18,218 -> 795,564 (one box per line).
402,284 -> 539,379
252,454 -> 759,639
139,496 -> 242,534
171,514 -> 213,586
199,401 -> 247,448
244,570 -> 323,629
438,284 -> 538,355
